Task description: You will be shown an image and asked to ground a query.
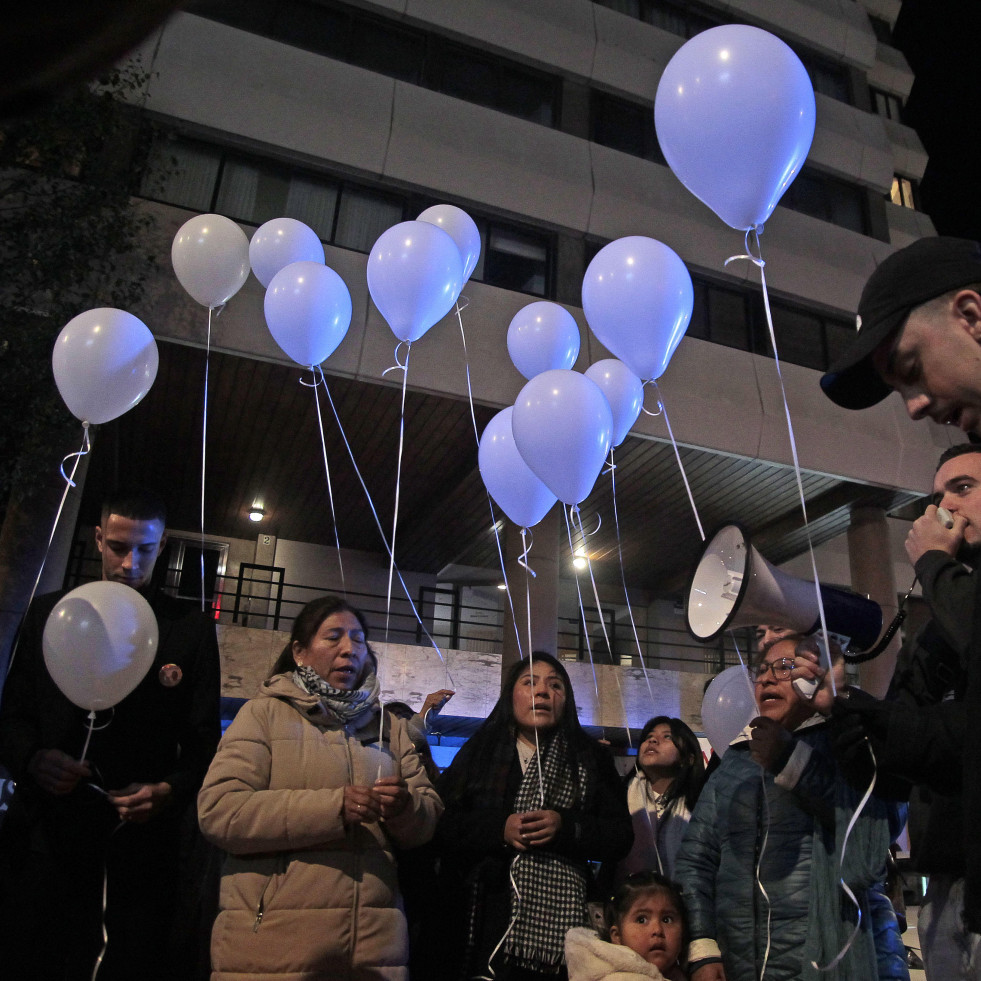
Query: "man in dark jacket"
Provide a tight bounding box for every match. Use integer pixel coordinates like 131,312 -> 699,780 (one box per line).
0,488 -> 221,981
822,236 -> 981,977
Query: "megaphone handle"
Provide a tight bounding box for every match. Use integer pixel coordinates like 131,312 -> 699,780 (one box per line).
843,575 -> 917,665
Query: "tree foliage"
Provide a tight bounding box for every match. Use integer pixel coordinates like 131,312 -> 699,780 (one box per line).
0,61 -> 161,519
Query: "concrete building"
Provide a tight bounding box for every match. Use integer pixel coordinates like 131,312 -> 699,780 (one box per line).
43,0 -> 957,729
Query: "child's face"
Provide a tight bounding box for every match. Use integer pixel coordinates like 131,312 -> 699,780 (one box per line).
610,890 -> 683,972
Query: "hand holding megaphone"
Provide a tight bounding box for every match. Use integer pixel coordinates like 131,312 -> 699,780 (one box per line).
904,504 -> 967,566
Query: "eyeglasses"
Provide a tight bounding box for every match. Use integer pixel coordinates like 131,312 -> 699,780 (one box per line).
754,657 -> 795,682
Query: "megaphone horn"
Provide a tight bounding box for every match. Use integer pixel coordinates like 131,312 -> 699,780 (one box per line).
685,524 -> 881,652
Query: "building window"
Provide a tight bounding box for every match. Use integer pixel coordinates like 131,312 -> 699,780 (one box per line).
189,0 -> 558,127
781,171 -> 868,235
475,225 -> 551,296
870,87 -> 904,122
799,53 -> 851,104
889,175 -> 919,210
868,15 -> 893,45
591,91 -> 665,163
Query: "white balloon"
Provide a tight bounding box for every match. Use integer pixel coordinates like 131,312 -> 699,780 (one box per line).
172,214 -> 250,308
52,308 -> 159,425
511,369 -> 613,506
250,218 -> 325,288
367,221 -> 464,343
585,360 -> 644,447
701,665 -> 757,755
43,582 -> 158,712
417,204 -> 481,283
478,407 -> 556,528
654,25 -> 816,231
264,261 -> 352,366
507,302 -> 581,381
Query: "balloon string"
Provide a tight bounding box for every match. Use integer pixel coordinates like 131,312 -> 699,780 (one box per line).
565,506 -> 600,704
456,299 -> 526,652
382,341 -> 410,378
516,528 -> 536,578
812,743 -> 877,972
648,382 -> 705,542
455,301 -> 524,659
609,448 -> 654,728
640,386 -> 664,418
199,307 -> 213,614
475,853 -> 524,981
524,562 -> 545,808
571,506 -> 630,740
726,230 -> 836,696
317,371 -> 453,686
455,301 -> 482,446
59,423 -> 91,486
79,710 -> 97,764
308,368 -> 347,598
10,425 -> 93,679
490,503 -> 524,659
385,343 -> 411,640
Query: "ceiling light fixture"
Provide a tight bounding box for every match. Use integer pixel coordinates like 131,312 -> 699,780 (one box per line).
248,507 -> 265,522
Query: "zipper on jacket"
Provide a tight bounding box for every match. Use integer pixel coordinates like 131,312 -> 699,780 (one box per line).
253,895 -> 265,933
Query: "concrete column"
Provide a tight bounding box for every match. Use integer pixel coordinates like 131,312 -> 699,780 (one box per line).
501,508 -> 559,683
847,506 -> 900,697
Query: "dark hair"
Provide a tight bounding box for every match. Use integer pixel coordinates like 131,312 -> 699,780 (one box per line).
100,487 -> 167,526
268,595 -> 375,679
439,652 -> 596,801
384,701 -> 414,720
605,871 -> 689,951
637,716 -> 705,813
937,443 -> 981,470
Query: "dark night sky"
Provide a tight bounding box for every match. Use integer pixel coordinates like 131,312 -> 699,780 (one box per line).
894,0 -> 981,240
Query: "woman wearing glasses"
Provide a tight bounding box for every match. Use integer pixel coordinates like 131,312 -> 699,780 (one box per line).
198,596 -> 442,980
675,636 -> 908,981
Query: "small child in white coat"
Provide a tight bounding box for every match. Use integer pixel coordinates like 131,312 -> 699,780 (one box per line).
565,872 -> 687,981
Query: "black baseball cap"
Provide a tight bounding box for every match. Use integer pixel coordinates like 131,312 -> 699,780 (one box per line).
820,237 -> 981,409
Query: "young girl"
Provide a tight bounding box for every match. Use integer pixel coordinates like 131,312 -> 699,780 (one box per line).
610,716 -> 705,885
565,872 -> 687,981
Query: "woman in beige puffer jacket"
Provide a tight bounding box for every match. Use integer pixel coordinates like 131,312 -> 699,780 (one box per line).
198,596 -> 442,980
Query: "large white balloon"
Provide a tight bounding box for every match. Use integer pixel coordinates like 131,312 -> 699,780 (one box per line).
511,369 -> 613,506
654,24 -> 816,231
264,261 -> 352,367
43,582 -> 158,712
52,308 -> 159,425
585,360 -> 644,447
582,237 -> 693,382
701,665 -> 757,755
250,218 -> 325,288
171,214 -> 250,308
417,204 -> 481,283
507,301 -> 581,381
478,407 -> 557,528
367,221 -> 464,343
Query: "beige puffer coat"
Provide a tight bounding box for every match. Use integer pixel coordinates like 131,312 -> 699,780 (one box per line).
198,674 -> 443,980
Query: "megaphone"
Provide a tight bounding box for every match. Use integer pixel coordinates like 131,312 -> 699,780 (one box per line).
685,524 -> 882,651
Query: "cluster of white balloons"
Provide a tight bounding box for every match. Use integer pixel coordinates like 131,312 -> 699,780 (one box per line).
479,236 -> 693,529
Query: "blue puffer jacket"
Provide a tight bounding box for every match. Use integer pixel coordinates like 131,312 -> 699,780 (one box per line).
675,720 -> 908,981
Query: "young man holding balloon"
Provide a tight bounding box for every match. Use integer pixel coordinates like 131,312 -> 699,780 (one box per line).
0,488 -> 221,981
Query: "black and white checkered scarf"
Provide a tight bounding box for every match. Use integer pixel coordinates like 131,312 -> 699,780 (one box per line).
504,730 -> 590,972
293,664 -> 380,724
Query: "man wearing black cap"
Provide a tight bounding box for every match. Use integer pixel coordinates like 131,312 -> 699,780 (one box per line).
822,236 -> 981,433
822,237 -> 981,979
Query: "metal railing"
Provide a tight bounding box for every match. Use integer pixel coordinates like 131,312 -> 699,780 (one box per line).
65,555 -> 736,674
